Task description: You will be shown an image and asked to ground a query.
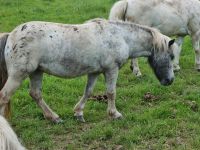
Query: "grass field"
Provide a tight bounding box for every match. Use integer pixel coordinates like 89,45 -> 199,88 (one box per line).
0,0 -> 200,149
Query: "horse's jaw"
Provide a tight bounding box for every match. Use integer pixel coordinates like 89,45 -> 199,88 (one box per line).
129,50 -> 151,58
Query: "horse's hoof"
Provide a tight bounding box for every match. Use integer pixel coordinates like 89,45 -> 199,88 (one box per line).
173,65 -> 180,72
173,68 -> 180,72
109,111 -> 123,120
75,115 -> 85,123
53,118 -> 64,124
195,64 -> 200,71
114,115 -> 123,120
135,72 -> 142,77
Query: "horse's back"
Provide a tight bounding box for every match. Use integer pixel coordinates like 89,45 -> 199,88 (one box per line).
5,20 -> 129,78
125,0 -> 190,36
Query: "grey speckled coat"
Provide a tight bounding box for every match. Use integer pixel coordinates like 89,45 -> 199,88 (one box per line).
0,19 -> 176,122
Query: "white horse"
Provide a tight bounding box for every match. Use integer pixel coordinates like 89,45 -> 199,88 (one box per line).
0,19 -> 176,123
109,0 -> 200,76
0,115 -> 25,150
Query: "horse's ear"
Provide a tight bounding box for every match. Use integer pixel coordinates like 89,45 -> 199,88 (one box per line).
168,39 -> 175,47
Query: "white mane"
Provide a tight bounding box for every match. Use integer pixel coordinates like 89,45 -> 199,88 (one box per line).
87,18 -> 169,53
109,19 -> 170,53
0,116 -> 25,150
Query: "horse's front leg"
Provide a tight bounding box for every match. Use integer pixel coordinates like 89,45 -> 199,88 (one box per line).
74,73 -> 99,122
130,59 -> 142,77
104,68 -> 122,119
173,36 -> 184,71
29,71 -> 62,123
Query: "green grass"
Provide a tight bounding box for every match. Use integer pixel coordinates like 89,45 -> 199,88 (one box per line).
0,0 -> 200,149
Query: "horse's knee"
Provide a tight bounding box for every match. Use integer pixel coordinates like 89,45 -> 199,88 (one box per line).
130,60 -> 142,76
107,92 -> 115,100
0,92 -> 9,104
0,101 -> 10,118
29,90 -> 41,102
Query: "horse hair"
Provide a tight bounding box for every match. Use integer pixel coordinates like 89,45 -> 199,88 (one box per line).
0,115 -> 25,150
0,33 -> 9,90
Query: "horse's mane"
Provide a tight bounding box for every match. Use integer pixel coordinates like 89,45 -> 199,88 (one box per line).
86,18 -> 169,53
0,116 -> 25,150
109,19 -> 169,53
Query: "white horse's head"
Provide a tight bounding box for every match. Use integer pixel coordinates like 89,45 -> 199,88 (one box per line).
148,33 -> 176,86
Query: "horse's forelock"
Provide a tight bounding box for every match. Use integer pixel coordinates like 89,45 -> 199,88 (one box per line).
150,29 -> 169,54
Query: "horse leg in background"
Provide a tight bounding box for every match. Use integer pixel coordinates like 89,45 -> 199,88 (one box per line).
192,34 -> 200,71
104,68 -> 122,119
173,36 -> 184,71
0,75 -> 24,117
29,71 -> 62,123
74,73 -> 99,122
130,58 -> 142,77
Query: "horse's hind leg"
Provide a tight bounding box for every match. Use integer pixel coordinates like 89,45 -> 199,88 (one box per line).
74,73 -> 99,122
192,34 -> 200,71
29,71 -> 62,123
104,68 -> 122,119
0,76 -> 24,116
130,59 -> 142,77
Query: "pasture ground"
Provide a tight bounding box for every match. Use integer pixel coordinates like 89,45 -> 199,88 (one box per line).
0,0 -> 200,149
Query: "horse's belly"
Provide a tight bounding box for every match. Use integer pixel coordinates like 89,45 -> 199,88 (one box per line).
39,62 -> 101,78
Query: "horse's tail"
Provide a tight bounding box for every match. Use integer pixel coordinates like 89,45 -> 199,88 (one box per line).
0,115 -> 26,150
109,0 -> 128,21
0,33 -> 10,118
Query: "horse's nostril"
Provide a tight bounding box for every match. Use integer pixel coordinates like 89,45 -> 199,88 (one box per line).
166,77 -> 174,85
160,77 -> 174,86
165,78 -> 170,83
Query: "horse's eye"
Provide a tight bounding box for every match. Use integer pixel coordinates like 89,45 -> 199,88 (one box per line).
170,54 -> 174,60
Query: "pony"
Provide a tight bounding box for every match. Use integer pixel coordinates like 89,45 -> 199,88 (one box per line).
109,0 -> 200,76
0,19 -> 176,123
0,115 -> 25,150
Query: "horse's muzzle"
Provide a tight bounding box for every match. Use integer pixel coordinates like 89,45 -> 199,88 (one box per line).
160,77 -> 174,86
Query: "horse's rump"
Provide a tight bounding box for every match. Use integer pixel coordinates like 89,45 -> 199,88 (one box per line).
109,0 -> 128,21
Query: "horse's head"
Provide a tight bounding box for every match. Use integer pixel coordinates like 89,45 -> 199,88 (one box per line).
148,39 -> 176,86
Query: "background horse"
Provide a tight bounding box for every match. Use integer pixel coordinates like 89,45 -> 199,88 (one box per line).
0,19 -> 176,123
109,0 -> 200,76
0,115 -> 25,150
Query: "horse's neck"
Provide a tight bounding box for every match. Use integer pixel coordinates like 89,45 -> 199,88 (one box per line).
121,25 -> 153,58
